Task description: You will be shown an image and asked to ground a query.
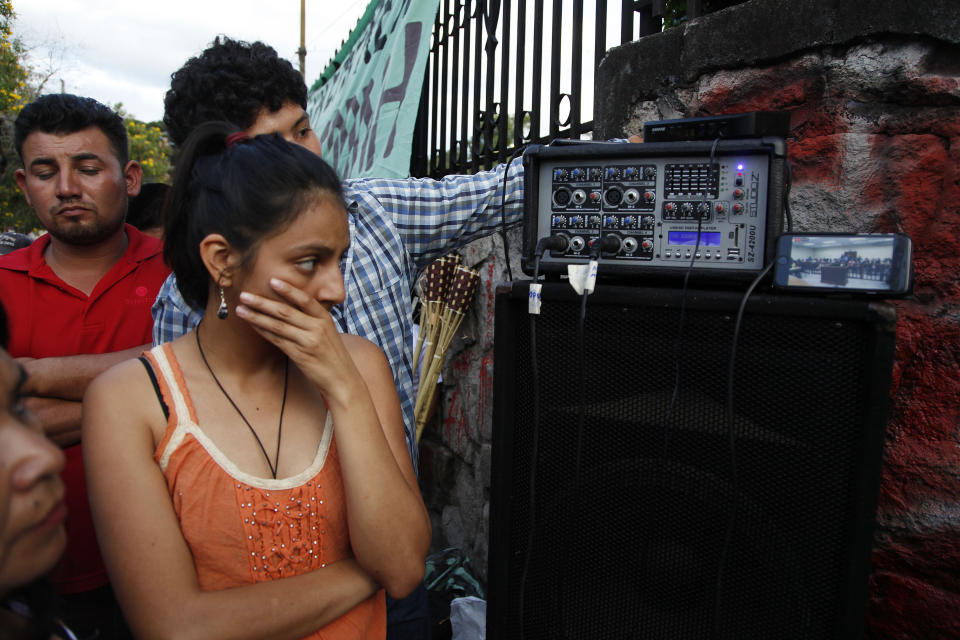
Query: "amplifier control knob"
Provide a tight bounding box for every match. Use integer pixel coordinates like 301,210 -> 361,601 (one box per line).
624,167 -> 636,179
644,166 -> 656,179
643,190 -> 656,204
552,215 -> 565,226
732,203 -> 744,214
715,203 -> 725,213
604,215 -> 618,227
664,202 -> 677,213
622,216 -> 635,227
641,239 -> 653,251
554,169 -> 565,181
569,215 -> 583,227
733,188 -> 745,199
606,167 -> 618,180
680,202 -> 694,215
697,202 -> 711,217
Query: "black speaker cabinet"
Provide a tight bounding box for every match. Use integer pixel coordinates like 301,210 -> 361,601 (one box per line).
488,281 -> 896,639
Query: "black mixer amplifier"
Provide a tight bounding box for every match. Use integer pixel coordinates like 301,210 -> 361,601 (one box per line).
521,138 -> 787,282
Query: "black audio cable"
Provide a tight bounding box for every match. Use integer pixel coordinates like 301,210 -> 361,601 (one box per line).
519,234 -> 569,640
712,258 -> 775,636
498,135 -> 581,285
590,233 -> 621,259
783,158 -> 794,233
565,242 -> 602,629
576,234 -> 616,326
532,234 -> 570,281
539,236 -> 609,637
663,209 -> 704,457
662,137 -> 722,457
499,144 -> 531,282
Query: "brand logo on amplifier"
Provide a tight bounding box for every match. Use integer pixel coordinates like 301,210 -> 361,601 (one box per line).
748,224 -> 758,263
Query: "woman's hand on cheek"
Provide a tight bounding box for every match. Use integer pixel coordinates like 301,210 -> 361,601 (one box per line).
235,278 -> 360,392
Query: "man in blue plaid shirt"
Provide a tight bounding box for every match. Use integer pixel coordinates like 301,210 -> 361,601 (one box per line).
153,36 -> 522,639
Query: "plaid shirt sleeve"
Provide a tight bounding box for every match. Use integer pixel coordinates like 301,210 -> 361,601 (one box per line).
345,155 -> 525,271
336,156 -> 525,474
152,273 -> 203,345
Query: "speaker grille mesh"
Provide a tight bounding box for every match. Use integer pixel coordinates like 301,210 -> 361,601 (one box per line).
490,285 -> 893,639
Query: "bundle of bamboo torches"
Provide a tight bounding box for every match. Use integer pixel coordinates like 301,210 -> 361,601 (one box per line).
413,254 -> 481,442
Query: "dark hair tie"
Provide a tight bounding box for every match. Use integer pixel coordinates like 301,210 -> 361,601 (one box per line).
225,131 -> 250,149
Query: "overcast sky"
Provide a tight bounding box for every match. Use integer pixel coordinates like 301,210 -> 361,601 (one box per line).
15,0 -> 371,123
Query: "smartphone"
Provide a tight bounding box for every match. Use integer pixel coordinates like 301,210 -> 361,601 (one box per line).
772,233 -> 913,296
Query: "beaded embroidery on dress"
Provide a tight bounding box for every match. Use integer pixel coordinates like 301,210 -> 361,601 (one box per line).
141,343 -> 385,639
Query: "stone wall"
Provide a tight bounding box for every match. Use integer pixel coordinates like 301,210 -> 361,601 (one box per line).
418,227 -> 522,583
418,0 -> 959,636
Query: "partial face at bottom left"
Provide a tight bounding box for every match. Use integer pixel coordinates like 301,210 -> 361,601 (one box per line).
0,349 -> 67,597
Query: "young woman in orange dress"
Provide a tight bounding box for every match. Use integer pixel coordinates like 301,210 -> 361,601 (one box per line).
83,122 -> 431,640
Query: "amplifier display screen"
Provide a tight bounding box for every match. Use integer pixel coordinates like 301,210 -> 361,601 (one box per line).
668,231 -> 721,246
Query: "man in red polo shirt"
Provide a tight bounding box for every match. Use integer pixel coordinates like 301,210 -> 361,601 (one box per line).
0,94 -> 169,639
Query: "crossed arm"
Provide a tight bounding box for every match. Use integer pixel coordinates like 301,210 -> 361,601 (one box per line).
20,346 -> 148,447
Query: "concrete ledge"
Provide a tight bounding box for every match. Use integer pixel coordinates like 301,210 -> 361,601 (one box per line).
595,0 -> 960,138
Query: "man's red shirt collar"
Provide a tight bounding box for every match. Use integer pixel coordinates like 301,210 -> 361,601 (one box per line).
0,223 -> 162,274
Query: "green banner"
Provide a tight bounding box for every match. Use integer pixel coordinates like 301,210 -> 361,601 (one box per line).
308,0 -> 439,179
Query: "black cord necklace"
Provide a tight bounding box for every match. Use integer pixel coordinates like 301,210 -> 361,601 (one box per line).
195,326 -> 289,479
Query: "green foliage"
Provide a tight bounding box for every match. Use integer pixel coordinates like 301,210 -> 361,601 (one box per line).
0,5 -> 173,234
125,117 -> 172,184
111,103 -> 171,184
0,0 -> 27,113
0,0 -> 36,232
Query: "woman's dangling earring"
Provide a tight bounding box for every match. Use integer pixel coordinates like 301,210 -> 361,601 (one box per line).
217,285 -> 229,319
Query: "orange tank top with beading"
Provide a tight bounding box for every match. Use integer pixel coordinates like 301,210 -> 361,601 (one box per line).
143,343 -> 385,639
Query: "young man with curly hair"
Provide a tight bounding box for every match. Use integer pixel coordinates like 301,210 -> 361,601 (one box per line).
153,36 -> 527,639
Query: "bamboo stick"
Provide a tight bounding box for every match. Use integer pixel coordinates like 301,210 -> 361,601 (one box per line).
415,264 -> 480,442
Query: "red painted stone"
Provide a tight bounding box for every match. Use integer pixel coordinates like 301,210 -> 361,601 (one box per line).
866,572 -> 960,639
789,134 -> 848,185
697,60 -> 825,115
862,135 -> 949,238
